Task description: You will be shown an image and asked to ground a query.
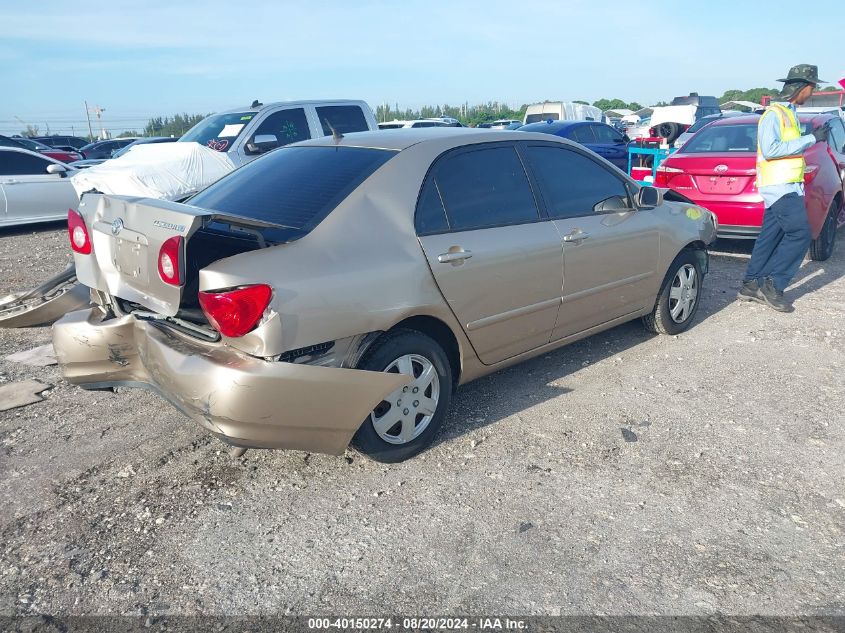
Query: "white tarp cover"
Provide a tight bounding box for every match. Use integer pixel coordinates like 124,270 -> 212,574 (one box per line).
70,142 -> 235,201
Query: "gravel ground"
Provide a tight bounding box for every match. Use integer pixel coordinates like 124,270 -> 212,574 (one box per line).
0,223 -> 843,618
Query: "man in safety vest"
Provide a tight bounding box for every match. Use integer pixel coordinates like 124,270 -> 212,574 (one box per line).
739,64 -> 830,312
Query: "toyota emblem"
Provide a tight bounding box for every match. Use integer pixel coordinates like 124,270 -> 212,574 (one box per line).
111,218 -> 124,235
714,164 -> 728,173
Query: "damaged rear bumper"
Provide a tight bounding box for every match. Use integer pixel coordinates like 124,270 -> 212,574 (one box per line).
52,308 -> 409,454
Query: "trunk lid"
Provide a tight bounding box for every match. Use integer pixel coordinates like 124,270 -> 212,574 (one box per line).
661,152 -> 757,195
74,194 -> 279,317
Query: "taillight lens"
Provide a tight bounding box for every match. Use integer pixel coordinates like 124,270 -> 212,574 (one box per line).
67,209 -> 91,254
654,164 -> 683,187
804,164 -> 819,183
157,236 -> 183,286
198,284 -> 272,338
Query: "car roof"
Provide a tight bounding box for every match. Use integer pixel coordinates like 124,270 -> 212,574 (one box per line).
707,112 -> 835,127
296,127 -> 574,151
215,99 -> 369,116
520,120 -> 585,132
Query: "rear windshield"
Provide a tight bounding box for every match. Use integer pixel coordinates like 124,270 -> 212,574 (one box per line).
680,121 -> 813,153
680,124 -> 758,153
180,112 -> 255,151
188,146 -> 395,241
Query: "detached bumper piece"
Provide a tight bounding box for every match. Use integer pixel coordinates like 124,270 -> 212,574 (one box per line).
53,308 -> 410,454
0,265 -> 90,328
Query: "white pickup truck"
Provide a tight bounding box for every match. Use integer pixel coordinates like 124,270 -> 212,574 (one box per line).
178,99 -> 379,167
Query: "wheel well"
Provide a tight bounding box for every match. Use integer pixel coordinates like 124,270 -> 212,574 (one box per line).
389,315 -> 461,384
683,240 -> 709,274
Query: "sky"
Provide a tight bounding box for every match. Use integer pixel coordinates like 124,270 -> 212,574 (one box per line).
1,0 -> 843,136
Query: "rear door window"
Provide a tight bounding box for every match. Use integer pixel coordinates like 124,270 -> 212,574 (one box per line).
415,179 -> 450,235
253,108 -> 310,145
315,106 -> 369,135
432,145 -> 540,231
523,145 -> 630,219
570,126 -> 597,143
188,146 -> 394,241
592,124 -> 625,143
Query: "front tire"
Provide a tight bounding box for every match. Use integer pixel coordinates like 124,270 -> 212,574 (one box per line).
643,250 -> 703,335
809,201 -> 838,261
352,329 -> 453,463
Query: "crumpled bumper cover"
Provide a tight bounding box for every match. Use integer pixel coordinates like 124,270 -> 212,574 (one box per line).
52,308 -> 410,454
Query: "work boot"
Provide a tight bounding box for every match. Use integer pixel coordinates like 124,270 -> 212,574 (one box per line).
759,277 -> 793,313
737,279 -> 764,303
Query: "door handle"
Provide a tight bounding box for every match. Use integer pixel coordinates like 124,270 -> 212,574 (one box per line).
437,249 -> 473,264
3,179 -> 19,185
562,231 -> 590,243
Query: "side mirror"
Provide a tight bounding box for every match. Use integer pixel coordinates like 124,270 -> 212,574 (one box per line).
635,185 -> 662,209
246,134 -> 279,155
622,134 -> 631,143
46,164 -> 67,176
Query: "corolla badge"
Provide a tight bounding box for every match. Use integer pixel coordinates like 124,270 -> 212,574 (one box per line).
111,218 -> 124,235
714,164 -> 728,173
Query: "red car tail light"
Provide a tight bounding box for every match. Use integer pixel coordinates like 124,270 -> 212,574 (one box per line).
157,235 -> 184,286
67,209 -> 91,254
654,164 -> 683,187
198,284 -> 272,338
803,164 -> 819,183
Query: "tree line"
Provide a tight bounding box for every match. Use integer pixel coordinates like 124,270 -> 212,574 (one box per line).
26,85 -> 839,139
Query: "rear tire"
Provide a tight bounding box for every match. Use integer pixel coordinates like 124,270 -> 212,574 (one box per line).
809,201 -> 838,261
643,250 -> 703,335
352,329 -> 453,463
657,122 -> 682,143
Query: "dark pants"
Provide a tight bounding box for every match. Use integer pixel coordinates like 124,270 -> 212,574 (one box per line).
744,192 -> 811,292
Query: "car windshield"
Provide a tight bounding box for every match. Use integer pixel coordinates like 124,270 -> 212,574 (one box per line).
188,146 -> 395,241
180,112 -> 255,151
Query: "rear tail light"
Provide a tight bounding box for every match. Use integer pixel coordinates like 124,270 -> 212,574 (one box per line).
198,284 -> 272,338
67,209 -> 91,254
654,164 -> 683,187
157,236 -> 183,286
804,164 -> 819,183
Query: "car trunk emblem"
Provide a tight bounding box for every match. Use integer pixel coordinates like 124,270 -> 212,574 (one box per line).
111,218 -> 124,235
714,164 -> 728,173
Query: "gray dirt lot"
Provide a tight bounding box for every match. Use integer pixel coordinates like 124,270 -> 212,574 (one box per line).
0,222 -> 843,617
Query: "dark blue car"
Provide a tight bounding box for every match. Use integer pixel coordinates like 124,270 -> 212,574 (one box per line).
518,120 -> 630,171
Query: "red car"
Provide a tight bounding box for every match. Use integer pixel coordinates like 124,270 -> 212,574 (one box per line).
655,113 -> 845,260
4,136 -> 83,163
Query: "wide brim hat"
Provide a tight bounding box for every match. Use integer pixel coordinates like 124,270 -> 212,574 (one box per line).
777,64 -> 826,84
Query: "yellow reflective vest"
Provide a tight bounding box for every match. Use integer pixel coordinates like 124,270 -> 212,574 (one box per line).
756,103 -> 805,188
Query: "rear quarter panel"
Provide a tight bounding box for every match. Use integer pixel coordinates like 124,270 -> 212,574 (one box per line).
198,144 -> 476,373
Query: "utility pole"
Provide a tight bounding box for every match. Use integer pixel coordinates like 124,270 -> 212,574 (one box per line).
84,101 -> 94,139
